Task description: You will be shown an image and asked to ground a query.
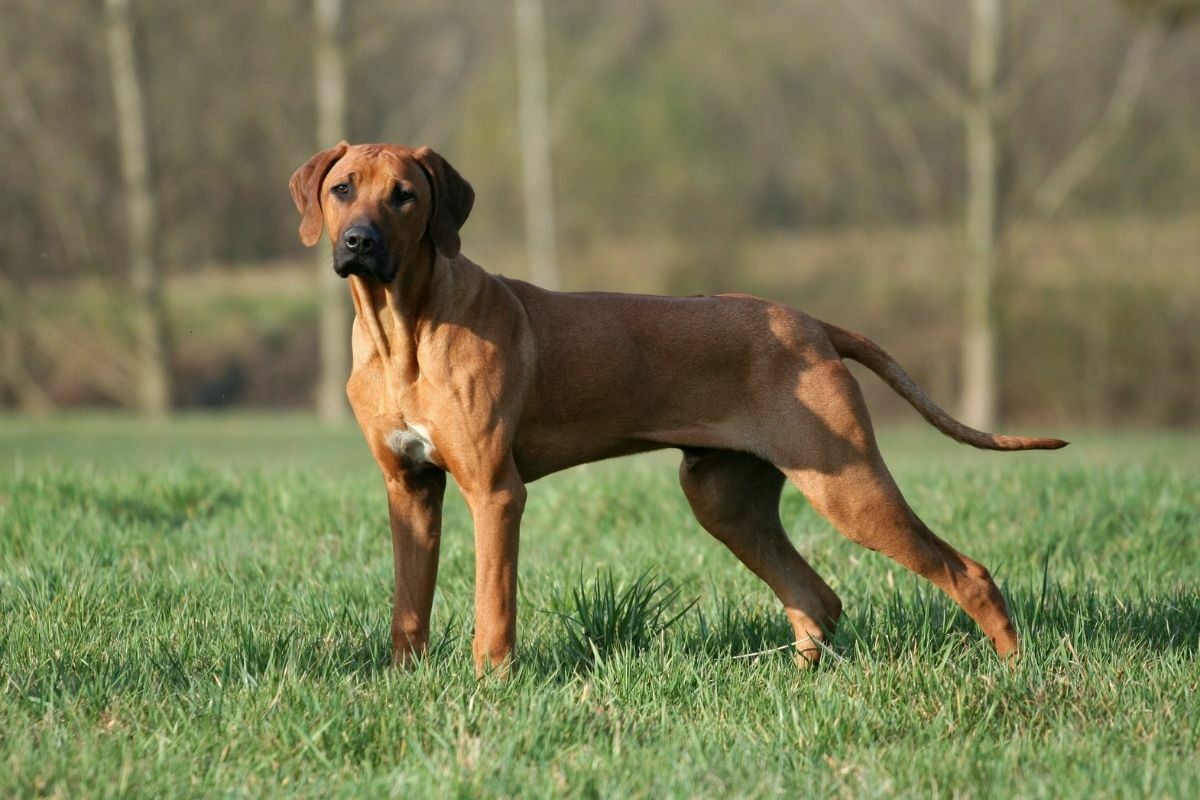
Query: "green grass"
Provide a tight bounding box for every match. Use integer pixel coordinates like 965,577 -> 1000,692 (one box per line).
2,415 -> 1198,798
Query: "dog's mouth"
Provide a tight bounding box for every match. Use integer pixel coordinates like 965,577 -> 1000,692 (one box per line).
333,255 -> 396,283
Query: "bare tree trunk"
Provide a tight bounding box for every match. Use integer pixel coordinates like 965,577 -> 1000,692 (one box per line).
104,0 -> 169,416
514,0 -> 560,290
960,0 -> 1001,430
314,0 -> 350,423
839,49 -> 942,216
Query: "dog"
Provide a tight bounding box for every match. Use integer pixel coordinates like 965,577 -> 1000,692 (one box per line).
289,142 -> 1066,675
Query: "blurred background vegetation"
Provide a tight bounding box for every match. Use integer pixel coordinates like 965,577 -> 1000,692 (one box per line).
0,0 -> 1196,428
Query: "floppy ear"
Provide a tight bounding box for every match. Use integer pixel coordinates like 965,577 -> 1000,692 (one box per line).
413,146 -> 475,259
288,141 -> 350,247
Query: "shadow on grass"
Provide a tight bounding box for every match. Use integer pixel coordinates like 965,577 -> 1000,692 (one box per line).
21,579 -> 1188,709
238,578 -> 1200,688
517,589 -> 797,681
11,468 -> 244,529
521,575 -> 1200,679
1008,581 -> 1200,654
835,580 -> 1200,663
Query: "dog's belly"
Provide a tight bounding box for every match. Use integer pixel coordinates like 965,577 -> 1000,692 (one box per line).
511,415 -> 765,482
511,431 -> 667,481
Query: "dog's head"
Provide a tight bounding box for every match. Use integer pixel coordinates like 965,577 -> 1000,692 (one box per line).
289,142 -> 474,283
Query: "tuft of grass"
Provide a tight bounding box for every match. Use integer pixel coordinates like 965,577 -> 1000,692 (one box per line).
549,568 -> 695,667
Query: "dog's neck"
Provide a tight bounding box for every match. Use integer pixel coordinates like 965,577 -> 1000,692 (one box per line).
346,240 -> 439,390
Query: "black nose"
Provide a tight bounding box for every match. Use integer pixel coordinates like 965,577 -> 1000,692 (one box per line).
343,225 -> 379,254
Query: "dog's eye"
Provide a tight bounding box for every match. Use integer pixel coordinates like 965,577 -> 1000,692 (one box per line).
331,183 -> 351,198
390,186 -> 415,206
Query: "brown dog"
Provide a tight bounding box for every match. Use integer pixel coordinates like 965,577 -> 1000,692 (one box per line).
290,142 -> 1065,675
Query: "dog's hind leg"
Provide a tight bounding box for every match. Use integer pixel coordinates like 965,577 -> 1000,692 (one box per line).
776,360 -> 1020,659
679,448 -> 842,667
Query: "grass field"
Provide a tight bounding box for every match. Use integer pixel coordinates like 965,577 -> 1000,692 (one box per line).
2,415 -> 1197,798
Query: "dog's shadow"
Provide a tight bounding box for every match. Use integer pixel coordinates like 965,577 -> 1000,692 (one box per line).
292,581 -> 1199,684
828,581 -> 1200,664
1004,581 -> 1200,656
519,582 -> 1200,679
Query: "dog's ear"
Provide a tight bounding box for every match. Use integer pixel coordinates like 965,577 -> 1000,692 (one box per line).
413,146 -> 474,259
289,141 -> 350,247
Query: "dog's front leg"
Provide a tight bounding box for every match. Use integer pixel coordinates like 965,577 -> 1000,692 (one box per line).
385,468 -> 447,666
461,460 -> 527,677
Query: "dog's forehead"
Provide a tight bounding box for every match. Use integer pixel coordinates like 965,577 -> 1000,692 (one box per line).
335,144 -> 426,186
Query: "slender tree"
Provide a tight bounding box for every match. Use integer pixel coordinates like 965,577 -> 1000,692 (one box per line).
514,0 -> 560,289
313,0 -> 351,423
960,0 -> 1001,429
104,0 -> 169,415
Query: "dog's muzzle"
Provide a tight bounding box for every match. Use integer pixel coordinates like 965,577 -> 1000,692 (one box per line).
334,224 -> 394,281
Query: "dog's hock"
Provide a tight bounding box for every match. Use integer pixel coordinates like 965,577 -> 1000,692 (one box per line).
386,424 -> 437,467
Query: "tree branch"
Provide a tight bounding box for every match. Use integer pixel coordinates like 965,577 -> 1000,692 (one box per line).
381,27 -> 476,144
837,48 -> 942,214
1031,19 -> 1168,216
0,38 -> 100,272
550,0 -> 648,141
836,0 -> 967,117
993,6 -> 1068,120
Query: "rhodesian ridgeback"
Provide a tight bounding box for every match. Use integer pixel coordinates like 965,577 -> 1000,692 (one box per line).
290,142 -> 1066,675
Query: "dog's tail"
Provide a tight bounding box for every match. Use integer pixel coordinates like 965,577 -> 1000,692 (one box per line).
821,321 -> 1068,451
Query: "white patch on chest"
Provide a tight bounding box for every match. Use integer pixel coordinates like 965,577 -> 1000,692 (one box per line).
385,423 -> 437,466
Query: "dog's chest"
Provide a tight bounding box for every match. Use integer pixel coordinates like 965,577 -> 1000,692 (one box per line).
385,423 -> 438,467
